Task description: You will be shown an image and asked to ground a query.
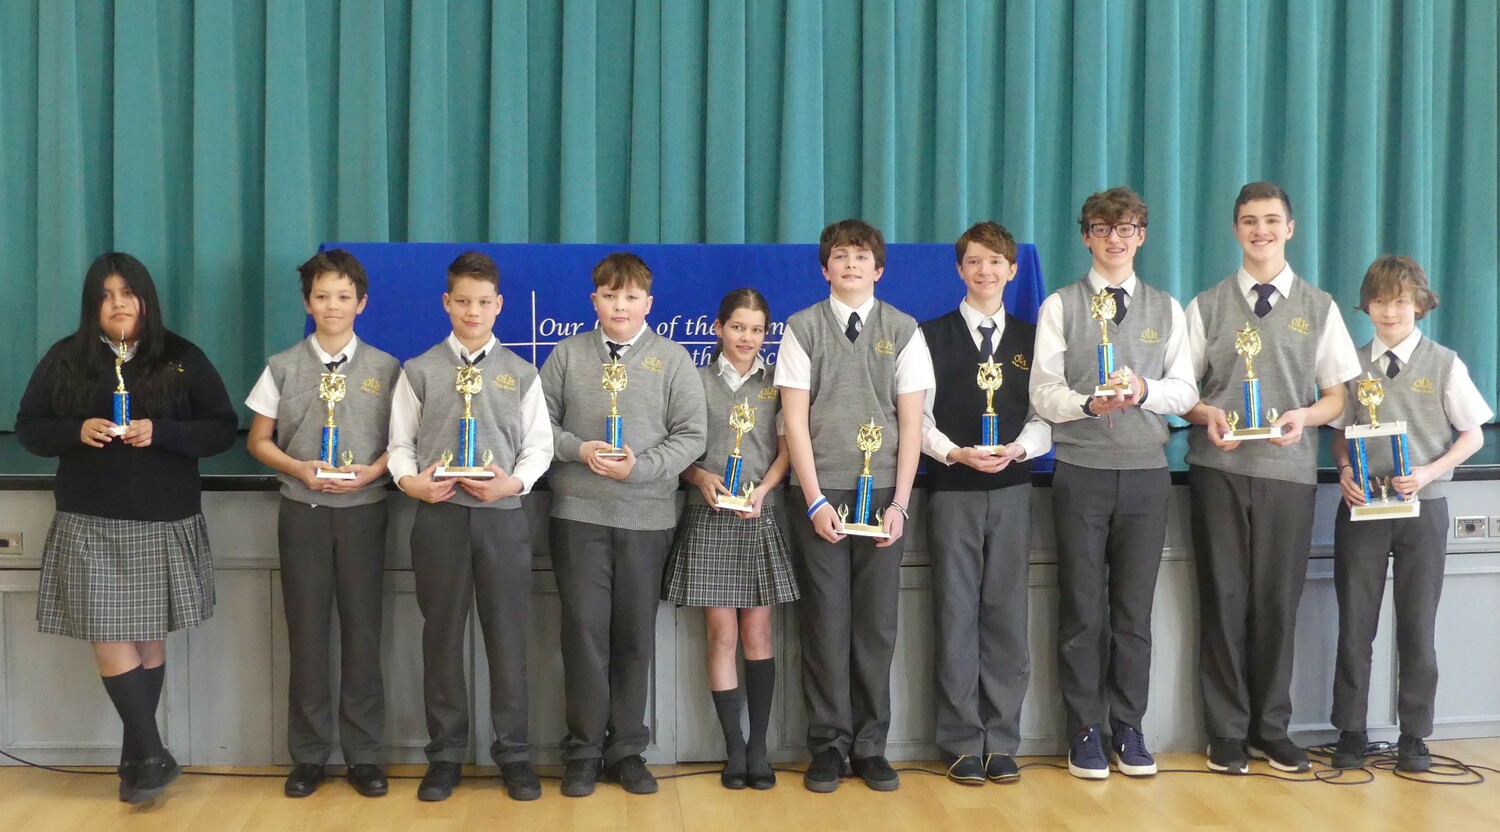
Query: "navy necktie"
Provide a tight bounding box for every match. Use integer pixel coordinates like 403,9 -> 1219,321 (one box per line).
845,312 -> 861,343
465,351 -> 486,367
1386,355 -> 1401,378
606,341 -> 624,361
1106,286 -> 1127,324
1252,283 -> 1276,318
325,357 -> 346,373
978,320 -> 997,358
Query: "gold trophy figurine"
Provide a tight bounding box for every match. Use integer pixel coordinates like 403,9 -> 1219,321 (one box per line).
314,369 -> 356,480
1224,323 -> 1282,440
977,358 -> 1004,451
839,419 -> 889,538
1356,374 -> 1385,428
436,364 -> 496,478
599,360 -> 629,459
716,399 -> 758,512
1346,373 -> 1417,520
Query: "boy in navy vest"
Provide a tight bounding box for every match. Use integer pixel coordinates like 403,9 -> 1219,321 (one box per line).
247,249 -> 401,799
1328,256 -> 1490,772
1183,182 -> 1361,774
778,219 -> 934,793
920,222 -> 1051,785
1031,188 -> 1199,780
388,252 -> 554,802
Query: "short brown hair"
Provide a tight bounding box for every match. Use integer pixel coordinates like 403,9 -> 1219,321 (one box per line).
1358,254 -> 1439,319
298,249 -> 369,300
1078,187 -> 1148,233
592,252 -> 653,292
446,251 -> 500,292
1233,181 -> 1294,224
819,219 -> 886,269
955,221 -> 1018,264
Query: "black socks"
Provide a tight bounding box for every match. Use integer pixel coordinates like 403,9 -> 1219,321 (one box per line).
744,657 -> 775,778
712,688 -> 748,779
102,665 -> 165,763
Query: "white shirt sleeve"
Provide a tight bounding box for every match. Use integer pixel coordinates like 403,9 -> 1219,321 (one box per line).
1184,296 -> 1208,382
921,388 -> 960,464
1315,304 -> 1364,389
894,328 -> 936,394
386,370 -> 422,488
1028,293 -> 1091,423
774,327 -> 811,390
244,366 -> 281,419
1015,414 -> 1053,461
1444,356 -> 1495,431
511,376 -> 556,494
1138,298 -> 1199,416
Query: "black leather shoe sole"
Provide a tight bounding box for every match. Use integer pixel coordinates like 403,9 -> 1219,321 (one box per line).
125,758 -> 182,805
347,771 -> 388,797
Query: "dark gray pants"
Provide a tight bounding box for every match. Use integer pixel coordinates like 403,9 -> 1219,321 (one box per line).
1051,462 -> 1168,735
791,487 -> 903,759
551,518 -> 672,765
929,485 -> 1032,760
410,501 -> 532,764
1189,466 -> 1316,743
1332,497 -> 1449,738
278,498 -> 388,764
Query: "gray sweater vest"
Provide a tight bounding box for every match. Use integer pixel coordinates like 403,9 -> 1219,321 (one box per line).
404,343 -> 538,510
1186,273 -> 1332,484
1050,278 -> 1174,469
786,299 -> 918,489
540,328 -> 708,530
690,363 -> 782,508
267,339 -> 400,507
1344,337 -> 1457,498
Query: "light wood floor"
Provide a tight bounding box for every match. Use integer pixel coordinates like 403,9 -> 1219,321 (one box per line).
4,740 -> 1500,832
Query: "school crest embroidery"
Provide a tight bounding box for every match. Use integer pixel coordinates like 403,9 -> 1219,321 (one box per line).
1140,328 -> 1161,345
360,377 -> 383,395
874,339 -> 896,356
1011,354 -> 1030,371
758,387 -> 779,401
1288,316 -> 1311,335
492,373 -> 518,392
642,356 -> 664,373
1411,377 -> 1435,394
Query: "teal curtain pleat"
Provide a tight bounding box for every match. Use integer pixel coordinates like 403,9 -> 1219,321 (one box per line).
0,0 -> 1495,429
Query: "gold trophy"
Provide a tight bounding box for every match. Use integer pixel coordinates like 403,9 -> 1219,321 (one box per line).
714,398 -> 758,512
436,364 -> 495,478
108,330 -> 132,436
1346,373 -> 1418,520
1089,289 -> 1130,397
977,358 -> 1003,451
599,359 -> 629,459
315,368 -> 356,480
838,419 -> 890,538
1223,323 -> 1283,440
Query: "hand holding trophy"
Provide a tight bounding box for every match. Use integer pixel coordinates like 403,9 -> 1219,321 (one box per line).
1346,373 -> 1418,520
838,419 -> 890,539
977,358 -> 1003,451
1222,323 -> 1284,440
1089,289 -> 1131,398
435,363 -> 496,478
715,398 -> 759,512
599,360 -> 629,459
315,368 -> 358,480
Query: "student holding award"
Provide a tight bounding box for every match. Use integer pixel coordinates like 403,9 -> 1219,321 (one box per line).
778,219 -> 933,793
388,252 -> 554,802
245,249 -> 401,798
1327,256 -> 1489,772
17,252 -> 237,804
1030,189 -> 1199,780
1183,182 -> 1361,774
662,288 -> 798,791
540,253 -> 707,797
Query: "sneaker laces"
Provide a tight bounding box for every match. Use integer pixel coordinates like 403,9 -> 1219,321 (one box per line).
1117,726 -> 1149,759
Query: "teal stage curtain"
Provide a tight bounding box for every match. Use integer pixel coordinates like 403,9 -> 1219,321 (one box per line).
1,0 -> 1495,428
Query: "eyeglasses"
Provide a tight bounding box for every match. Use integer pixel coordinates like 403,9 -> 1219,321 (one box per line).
1088,223 -> 1144,239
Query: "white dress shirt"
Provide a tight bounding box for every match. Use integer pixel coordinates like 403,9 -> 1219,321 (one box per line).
775,295 -> 935,394
1328,329 -> 1494,430
601,323 -> 650,359
245,333 -> 360,418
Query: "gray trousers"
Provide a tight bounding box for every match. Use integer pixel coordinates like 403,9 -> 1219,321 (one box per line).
1189,466 -> 1316,742
1051,462 -> 1168,735
551,518 -> 672,765
410,501 -> 532,764
1332,497 -> 1449,738
278,498 -> 388,764
928,485 -> 1032,760
791,487 -> 903,759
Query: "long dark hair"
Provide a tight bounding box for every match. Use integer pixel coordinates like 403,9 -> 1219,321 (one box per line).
52,253 -> 178,417
711,288 -> 772,362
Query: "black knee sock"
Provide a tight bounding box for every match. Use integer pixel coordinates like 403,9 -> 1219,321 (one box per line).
744,657 -> 775,775
102,666 -> 165,762
712,688 -> 747,776
144,663 -> 165,710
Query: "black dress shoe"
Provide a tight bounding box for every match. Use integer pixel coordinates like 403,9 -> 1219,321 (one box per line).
803,748 -> 844,793
850,755 -> 900,791
117,761 -> 140,803
417,761 -> 463,802
346,764 -> 388,797
603,755 -> 658,794
283,763 -> 326,798
500,761 -> 542,801
561,758 -> 602,797
126,752 -> 182,805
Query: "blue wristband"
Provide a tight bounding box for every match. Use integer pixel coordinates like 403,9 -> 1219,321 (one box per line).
806,496 -> 828,519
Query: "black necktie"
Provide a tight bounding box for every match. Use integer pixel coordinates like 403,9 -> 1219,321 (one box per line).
465,351 -> 486,367
845,312 -> 861,343
606,341 -> 624,361
978,320 -> 997,358
1386,355 -> 1401,378
325,357 -> 346,373
1106,287 -> 1127,324
1252,284 -> 1276,318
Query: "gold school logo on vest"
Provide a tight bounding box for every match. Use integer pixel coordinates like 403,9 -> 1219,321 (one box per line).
360,377 -> 383,395
758,387 -> 779,401
492,373 -> 518,392
1288,316 -> 1311,336
1411,377 -> 1435,394
642,356 -> 664,373
1011,353 -> 1030,371
874,338 -> 896,356
1139,328 -> 1160,345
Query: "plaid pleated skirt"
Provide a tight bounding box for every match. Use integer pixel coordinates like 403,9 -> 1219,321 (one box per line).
37,511 -> 216,641
662,505 -> 799,607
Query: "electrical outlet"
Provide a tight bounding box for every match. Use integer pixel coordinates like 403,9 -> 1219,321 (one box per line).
0,532 -> 21,555
1490,516 -> 1500,538
1455,517 -> 1487,539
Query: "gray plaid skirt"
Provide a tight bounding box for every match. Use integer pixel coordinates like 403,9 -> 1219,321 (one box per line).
662,505 -> 799,607
37,511 -> 216,641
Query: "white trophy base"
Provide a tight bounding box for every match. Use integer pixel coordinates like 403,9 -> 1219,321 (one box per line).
714,496 -> 754,513
314,469 -> 357,481
840,523 -> 891,540
1345,421 -> 1408,439
1350,498 -> 1420,521
597,449 -> 628,460
1091,385 -> 1125,398
435,467 -> 495,479
107,425 -> 129,436
1224,424 -> 1284,441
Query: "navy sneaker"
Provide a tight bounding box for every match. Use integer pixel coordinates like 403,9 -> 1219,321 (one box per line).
1110,723 -> 1157,776
1395,734 -> 1431,773
1248,738 -> 1310,773
1330,731 -> 1369,769
945,755 -> 985,786
1067,725 -> 1109,780
984,753 -> 1020,783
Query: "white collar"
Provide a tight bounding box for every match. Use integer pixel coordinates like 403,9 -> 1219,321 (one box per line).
309,332 -> 359,366
600,323 -> 649,350
1086,269 -> 1138,296
445,332 -> 498,364
1235,263 -> 1296,300
99,334 -> 138,362
716,352 -> 765,382
958,299 -> 1005,337
828,295 -> 876,328
1371,328 -> 1422,364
